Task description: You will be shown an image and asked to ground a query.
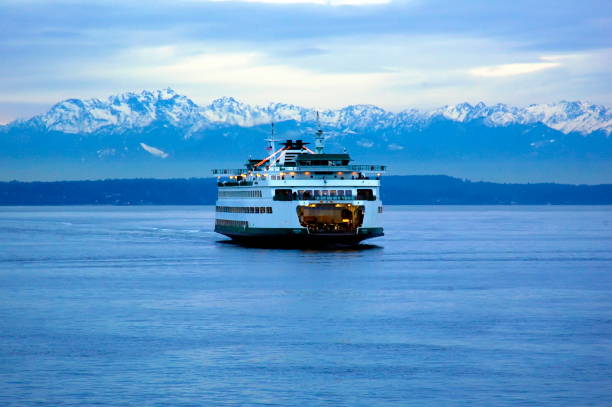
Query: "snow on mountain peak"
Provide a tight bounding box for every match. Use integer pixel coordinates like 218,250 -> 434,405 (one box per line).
424,100 -> 611,134
521,100 -> 612,134
202,97 -> 270,127
36,89 -> 201,134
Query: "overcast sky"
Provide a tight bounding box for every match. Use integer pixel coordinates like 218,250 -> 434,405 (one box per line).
0,0 -> 611,123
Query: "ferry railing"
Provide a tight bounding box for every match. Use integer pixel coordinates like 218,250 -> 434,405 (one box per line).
347,165 -> 386,172
289,165 -> 386,172
212,169 -> 245,175
213,165 -> 386,175
218,181 -> 254,187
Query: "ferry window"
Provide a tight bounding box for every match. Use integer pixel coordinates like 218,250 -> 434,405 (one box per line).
314,190 -> 321,196
267,207 -> 272,213
338,190 -> 344,196
345,190 -> 352,196
330,190 -> 337,196
322,190 -> 329,196
357,189 -> 374,200
274,189 -> 293,201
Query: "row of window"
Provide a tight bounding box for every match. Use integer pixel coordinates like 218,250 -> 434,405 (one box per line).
216,206 -> 273,214
297,189 -> 353,197
274,189 -> 376,201
218,190 -> 263,198
217,189 -> 376,200
269,175 -> 365,180
215,219 -> 249,228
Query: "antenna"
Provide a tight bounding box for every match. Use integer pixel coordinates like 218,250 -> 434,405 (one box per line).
315,111 -> 325,154
265,120 -> 279,152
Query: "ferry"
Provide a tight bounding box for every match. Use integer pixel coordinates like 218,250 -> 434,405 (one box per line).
212,123 -> 386,246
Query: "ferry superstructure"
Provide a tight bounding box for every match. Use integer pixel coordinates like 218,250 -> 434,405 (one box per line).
212,125 -> 386,245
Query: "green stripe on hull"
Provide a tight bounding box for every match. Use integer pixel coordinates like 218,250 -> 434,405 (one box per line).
215,225 -> 308,236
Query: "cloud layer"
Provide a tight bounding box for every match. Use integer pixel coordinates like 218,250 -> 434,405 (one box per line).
0,0 -> 610,123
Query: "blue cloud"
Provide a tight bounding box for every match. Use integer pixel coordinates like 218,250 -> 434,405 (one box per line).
0,0 -> 610,121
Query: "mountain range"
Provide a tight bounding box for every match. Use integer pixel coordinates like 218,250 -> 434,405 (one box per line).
1,89 -> 611,183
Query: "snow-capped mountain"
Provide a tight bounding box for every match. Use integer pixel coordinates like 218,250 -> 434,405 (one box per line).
4,88 -> 611,136
2,88 -> 611,183
425,101 -> 612,134
16,89 -> 202,134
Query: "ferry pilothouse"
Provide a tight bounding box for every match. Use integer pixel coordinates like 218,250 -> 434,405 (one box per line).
212,125 -> 386,246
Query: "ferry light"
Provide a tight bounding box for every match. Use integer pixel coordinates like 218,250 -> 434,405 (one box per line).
337,172 -> 343,175
289,172 -> 296,176
304,171 -> 311,175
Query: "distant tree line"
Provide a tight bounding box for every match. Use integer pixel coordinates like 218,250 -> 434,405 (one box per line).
0,176 -> 611,205
381,176 -> 612,205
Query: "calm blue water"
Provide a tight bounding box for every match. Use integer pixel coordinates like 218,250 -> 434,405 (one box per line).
1,206 -> 611,406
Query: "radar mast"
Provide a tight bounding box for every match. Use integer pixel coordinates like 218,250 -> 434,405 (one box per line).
315,111 -> 325,154
265,121 -> 279,153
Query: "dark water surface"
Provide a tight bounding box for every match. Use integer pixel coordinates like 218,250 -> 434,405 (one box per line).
1,206 -> 611,406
